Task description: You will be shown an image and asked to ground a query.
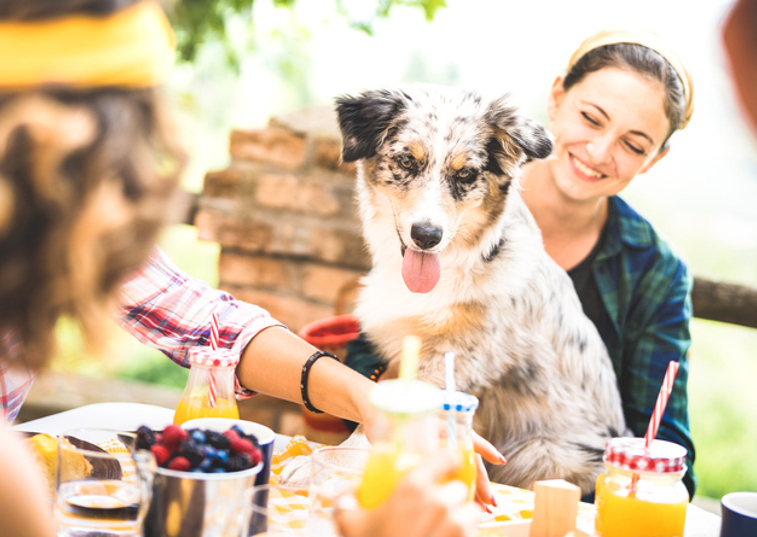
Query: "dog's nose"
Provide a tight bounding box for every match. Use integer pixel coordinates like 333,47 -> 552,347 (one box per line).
410,223 -> 443,250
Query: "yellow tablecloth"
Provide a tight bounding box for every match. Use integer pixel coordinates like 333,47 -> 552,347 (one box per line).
268,435 -> 598,535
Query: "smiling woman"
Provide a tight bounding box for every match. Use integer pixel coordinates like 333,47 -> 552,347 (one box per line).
519,28 -> 697,499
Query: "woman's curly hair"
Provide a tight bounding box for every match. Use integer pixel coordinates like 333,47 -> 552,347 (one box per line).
0,0 -> 185,370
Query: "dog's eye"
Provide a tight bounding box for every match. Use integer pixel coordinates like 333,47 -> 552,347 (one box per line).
398,155 -> 415,170
456,168 -> 476,182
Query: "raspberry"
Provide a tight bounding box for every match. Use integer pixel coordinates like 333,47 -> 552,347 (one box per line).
249,447 -> 262,467
229,437 -> 254,455
150,444 -> 171,465
167,456 -> 191,472
162,425 -> 188,447
223,429 -> 240,442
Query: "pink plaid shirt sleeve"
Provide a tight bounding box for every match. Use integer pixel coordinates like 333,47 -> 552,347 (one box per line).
118,248 -> 286,398
0,330 -> 36,423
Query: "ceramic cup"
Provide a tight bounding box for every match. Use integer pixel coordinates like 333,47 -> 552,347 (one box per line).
720,491 -> 757,537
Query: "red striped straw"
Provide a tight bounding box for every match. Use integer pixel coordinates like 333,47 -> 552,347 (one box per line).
208,312 -> 220,408
644,360 -> 680,447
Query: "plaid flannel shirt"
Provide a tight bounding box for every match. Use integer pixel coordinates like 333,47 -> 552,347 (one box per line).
345,195 -> 696,497
1,248 -> 284,423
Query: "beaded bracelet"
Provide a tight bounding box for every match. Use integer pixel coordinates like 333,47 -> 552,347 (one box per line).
300,350 -> 339,414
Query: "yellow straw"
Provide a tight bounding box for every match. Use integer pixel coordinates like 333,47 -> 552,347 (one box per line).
400,335 -> 421,382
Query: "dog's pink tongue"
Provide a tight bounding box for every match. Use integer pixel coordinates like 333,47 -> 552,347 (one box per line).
402,249 -> 441,293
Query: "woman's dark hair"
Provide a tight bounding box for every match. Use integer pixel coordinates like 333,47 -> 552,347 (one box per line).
0,0 -> 184,369
563,43 -> 686,150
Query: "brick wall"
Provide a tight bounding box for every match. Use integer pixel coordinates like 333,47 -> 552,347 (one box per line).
195,106 -> 368,444
196,106 -> 370,334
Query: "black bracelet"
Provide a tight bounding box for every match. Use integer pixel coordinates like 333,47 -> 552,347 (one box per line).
300,350 -> 339,414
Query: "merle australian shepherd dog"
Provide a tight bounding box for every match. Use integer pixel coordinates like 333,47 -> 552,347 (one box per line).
331,84 -> 626,495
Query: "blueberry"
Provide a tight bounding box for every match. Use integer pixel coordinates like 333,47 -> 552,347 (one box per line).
199,458 -> 213,471
203,445 -> 217,458
212,467 -> 226,473
191,430 -> 206,444
214,450 -> 229,463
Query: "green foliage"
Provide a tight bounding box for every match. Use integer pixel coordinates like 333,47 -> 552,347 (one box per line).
170,0 -> 446,66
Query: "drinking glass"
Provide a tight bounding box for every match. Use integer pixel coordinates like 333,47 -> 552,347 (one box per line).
244,483 -> 310,536
309,446 -> 370,536
54,428 -> 155,537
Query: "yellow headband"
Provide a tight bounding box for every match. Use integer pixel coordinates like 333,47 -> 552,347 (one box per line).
0,1 -> 175,90
566,27 -> 694,130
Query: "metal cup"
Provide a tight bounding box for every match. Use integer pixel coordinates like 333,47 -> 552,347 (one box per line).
144,418 -> 274,537
143,459 -> 262,537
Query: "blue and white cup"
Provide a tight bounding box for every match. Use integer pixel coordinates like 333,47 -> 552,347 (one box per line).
721,491 -> 757,537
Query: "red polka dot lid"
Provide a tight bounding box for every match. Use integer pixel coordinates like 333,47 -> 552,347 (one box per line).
604,437 -> 687,474
188,348 -> 239,368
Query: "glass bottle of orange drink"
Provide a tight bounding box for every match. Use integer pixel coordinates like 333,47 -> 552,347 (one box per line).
595,437 -> 688,537
173,348 -> 240,425
356,379 -> 443,509
439,391 -> 479,502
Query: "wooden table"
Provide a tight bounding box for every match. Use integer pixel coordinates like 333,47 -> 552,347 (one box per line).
15,402 -> 723,536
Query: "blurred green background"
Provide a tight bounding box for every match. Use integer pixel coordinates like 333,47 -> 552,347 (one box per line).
50,0 -> 757,501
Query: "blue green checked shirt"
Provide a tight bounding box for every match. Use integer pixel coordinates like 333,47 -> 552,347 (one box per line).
589,196 -> 695,497
345,195 -> 695,497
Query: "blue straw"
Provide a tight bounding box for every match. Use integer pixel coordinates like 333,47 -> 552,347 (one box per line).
444,352 -> 457,450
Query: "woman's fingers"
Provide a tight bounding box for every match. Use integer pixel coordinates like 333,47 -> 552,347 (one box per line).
472,430 -> 507,465
473,453 -> 496,510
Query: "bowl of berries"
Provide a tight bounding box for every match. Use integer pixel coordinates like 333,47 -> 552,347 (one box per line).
136,419 -> 274,537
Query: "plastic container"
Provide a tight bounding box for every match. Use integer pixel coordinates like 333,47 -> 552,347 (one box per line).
595,437 -> 689,537
174,348 -> 239,425
357,379 -> 443,509
439,391 -> 479,501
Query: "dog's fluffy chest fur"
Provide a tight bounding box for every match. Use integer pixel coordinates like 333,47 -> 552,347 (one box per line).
336,84 -> 626,494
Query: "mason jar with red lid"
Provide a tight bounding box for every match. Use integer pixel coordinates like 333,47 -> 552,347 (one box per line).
595,437 -> 688,537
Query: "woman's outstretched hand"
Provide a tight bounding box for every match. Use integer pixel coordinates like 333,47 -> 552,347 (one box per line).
472,430 -> 506,511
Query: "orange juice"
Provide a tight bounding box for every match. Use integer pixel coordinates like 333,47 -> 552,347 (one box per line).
595,473 -> 687,536
595,438 -> 689,537
455,443 -> 477,501
357,445 -> 424,509
173,396 -> 239,425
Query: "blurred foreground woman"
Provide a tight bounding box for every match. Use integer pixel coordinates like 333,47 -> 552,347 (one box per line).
0,1 -> 181,536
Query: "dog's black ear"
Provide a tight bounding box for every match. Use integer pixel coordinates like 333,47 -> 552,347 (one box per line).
335,89 -> 407,162
485,96 -> 553,163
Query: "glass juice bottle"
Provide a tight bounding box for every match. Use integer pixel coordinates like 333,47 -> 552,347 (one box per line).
439,391 -> 479,501
356,379 -> 443,509
595,437 -> 689,537
173,348 -> 240,425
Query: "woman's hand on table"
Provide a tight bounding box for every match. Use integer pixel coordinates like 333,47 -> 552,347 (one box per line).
472,430 -> 506,512
335,450 -> 482,537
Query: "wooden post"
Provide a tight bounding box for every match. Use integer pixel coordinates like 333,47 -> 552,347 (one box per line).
529,479 -> 581,537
